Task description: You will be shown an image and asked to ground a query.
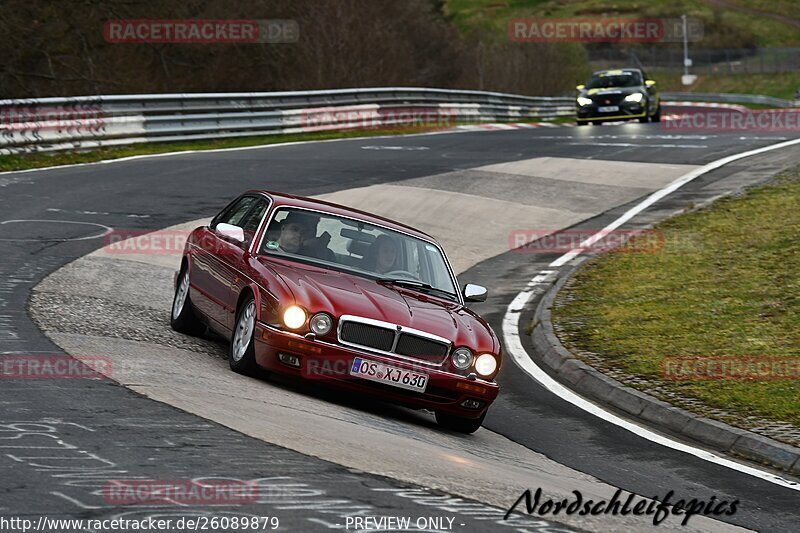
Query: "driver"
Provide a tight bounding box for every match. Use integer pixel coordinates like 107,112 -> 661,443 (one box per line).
276,219 -> 306,254
277,211 -> 335,261
363,234 -> 398,274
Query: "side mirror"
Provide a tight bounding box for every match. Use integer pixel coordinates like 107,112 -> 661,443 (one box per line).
463,283 -> 488,303
645,80 -> 656,88
576,84 -> 585,91
216,223 -> 245,244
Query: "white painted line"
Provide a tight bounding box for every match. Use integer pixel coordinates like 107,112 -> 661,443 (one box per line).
569,142 -> 708,149
0,219 -> 114,242
504,136 -> 800,490
360,145 -> 430,151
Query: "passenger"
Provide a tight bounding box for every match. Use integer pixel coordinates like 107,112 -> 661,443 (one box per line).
363,235 -> 399,274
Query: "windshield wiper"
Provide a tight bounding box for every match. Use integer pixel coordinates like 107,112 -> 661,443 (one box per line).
378,278 -> 457,300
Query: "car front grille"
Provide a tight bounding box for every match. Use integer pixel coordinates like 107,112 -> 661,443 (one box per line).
339,321 -> 395,352
395,333 -> 450,362
591,93 -> 625,106
338,316 -> 451,365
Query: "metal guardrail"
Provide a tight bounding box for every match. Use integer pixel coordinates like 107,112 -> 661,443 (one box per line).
0,88 -> 575,154
661,92 -> 794,108
1,88 -> 794,154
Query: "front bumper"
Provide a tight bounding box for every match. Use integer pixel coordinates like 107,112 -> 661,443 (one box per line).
254,323 -> 499,419
576,102 -> 646,122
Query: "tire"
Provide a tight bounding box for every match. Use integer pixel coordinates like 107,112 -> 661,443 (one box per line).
638,114 -> 650,123
576,120 -> 588,126
170,268 -> 205,336
435,411 -> 486,434
591,121 -> 602,126
651,104 -> 662,123
229,294 -> 261,376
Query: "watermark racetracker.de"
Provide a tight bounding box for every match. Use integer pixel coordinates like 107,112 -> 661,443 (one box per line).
103,19 -> 299,43
102,479 -> 262,505
0,354 -> 111,379
296,105 -> 458,133
663,109 -> 800,133
661,356 -> 800,381
509,17 -> 703,43
508,228 -> 704,255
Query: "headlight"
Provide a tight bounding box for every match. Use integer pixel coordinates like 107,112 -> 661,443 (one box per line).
474,353 -> 498,377
309,312 -> 333,335
282,305 -> 306,330
624,92 -> 644,103
451,347 -> 473,370
576,96 -> 593,107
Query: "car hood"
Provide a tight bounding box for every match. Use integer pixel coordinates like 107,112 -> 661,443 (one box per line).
263,259 -> 497,352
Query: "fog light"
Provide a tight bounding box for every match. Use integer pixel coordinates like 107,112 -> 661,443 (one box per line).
460,399 -> 484,409
278,352 -> 301,367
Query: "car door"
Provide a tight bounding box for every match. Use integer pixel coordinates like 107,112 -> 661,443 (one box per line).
221,197 -> 271,330
191,195 -> 259,333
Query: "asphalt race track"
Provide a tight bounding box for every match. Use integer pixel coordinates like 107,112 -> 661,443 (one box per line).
2,121 -> 800,532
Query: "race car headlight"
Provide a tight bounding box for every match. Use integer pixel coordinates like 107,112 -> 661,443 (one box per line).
309,312 -> 333,335
576,97 -> 593,107
474,353 -> 498,377
624,92 -> 644,103
282,305 -> 307,330
451,347 -> 473,370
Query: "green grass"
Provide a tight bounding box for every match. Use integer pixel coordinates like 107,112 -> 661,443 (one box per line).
446,1 -> 800,99
552,166 -> 800,426
446,0 -> 800,47
656,72 -> 800,100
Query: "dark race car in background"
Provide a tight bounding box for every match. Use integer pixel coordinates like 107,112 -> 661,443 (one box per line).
576,68 -> 661,125
170,191 -> 501,433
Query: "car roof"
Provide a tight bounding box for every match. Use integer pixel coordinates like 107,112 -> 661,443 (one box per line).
250,190 -> 436,242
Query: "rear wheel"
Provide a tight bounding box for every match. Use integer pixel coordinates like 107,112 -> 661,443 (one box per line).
170,268 -> 205,336
229,294 -> 260,376
591,121 -> 602,126
638,114 -> 650,123
435,411 -> 486,434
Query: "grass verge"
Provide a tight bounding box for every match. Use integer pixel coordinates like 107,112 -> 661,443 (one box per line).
657,72 -> 800,101
552,165 -> 800,427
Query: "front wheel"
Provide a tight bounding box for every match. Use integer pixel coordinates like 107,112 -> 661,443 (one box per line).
435,411 -> 486,434
651,104 -> 662,123
229,295 -> 261,376
170,268 -> 205,336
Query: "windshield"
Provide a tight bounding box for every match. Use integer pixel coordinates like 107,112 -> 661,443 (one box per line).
261,207 -> 459,300
585,71 -> 642,89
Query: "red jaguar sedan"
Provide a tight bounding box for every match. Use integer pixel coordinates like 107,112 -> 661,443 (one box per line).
170,191 -> 501,433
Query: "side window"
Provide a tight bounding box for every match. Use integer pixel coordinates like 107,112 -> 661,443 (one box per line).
240,199 -> 270,247
212,196 -> 257,229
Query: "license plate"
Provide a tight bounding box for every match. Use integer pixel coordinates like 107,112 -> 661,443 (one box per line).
597,106 -> 619,113
350,358 -> 428,393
